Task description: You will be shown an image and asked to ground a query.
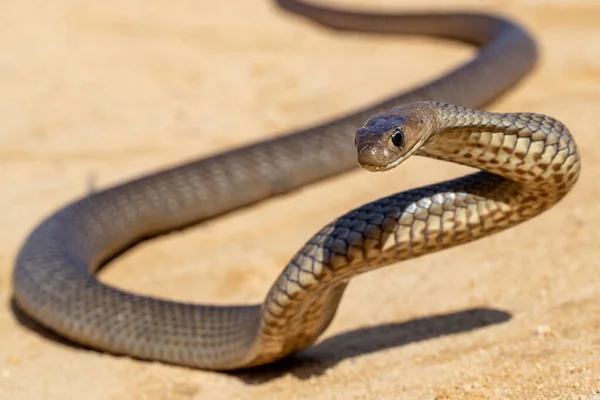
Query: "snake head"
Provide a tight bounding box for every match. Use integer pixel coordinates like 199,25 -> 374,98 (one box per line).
355,103 -> 434,172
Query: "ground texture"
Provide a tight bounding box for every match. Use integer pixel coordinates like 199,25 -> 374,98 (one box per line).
1,1 -> 599,399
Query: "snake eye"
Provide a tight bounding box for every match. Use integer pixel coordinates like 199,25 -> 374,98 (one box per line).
391,127 -> 405,147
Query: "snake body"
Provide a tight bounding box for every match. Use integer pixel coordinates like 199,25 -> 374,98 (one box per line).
12,0 -> 581,370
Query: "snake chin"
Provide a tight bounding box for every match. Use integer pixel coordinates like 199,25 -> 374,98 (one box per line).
360,156 -> 405,172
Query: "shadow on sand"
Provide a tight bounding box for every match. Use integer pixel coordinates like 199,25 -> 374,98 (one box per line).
12,299 -> 510,383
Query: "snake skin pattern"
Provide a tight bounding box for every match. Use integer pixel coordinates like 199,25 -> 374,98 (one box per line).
12,1 -> 581,370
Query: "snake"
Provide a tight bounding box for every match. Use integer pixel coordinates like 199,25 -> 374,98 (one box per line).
12,0 -> 581,371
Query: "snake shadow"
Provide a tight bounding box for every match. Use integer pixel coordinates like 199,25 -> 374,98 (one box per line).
231,306 -> 511,383
11,298 -> 510,382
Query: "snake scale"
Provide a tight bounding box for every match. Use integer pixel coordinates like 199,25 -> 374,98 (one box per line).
12,0 -> 581,370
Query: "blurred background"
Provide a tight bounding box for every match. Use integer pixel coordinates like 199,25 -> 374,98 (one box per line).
0,1 -> 598,399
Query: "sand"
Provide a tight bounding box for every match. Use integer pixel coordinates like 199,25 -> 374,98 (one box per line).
1,0 -> 599,399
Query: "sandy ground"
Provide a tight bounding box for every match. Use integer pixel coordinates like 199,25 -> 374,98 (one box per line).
0,0 -> 599,399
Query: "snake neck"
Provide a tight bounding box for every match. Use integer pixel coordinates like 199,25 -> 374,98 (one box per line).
416,102 -> 581,198
250,103 -> 582,367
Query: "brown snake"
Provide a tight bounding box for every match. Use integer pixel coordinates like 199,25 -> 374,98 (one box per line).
12,0 -> 581,370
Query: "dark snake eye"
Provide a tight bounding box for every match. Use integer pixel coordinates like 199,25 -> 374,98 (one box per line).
391,127 -> 405,147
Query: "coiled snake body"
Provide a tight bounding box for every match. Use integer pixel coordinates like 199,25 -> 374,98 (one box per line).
13,1 -> 581,370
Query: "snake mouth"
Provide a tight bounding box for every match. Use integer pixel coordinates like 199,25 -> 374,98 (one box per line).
359,156 -> 405,172
361,163 -> 391,172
